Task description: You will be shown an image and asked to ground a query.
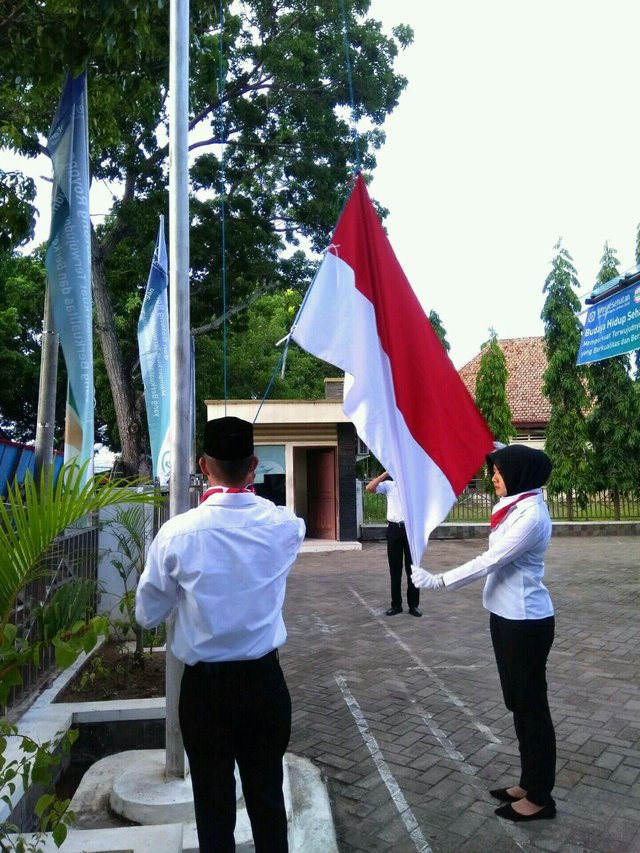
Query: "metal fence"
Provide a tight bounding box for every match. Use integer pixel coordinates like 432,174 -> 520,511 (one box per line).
155,480 -> 205,532
5,518 -> 99,716
362,480 -> 640,523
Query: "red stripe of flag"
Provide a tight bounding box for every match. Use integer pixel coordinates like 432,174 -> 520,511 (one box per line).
331,175 -> 493,495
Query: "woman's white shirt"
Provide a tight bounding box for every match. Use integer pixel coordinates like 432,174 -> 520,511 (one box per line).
442,490 -> 553,620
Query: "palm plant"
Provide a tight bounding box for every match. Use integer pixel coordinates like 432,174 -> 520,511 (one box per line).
107,504 -> 154,660
0,460 -> 160,848
0,460 -> 160,703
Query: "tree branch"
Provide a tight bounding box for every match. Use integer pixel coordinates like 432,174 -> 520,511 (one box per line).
191,280 -> 277,337
188,136 -> 307,153
95,170 -> 136,261
0,3 -> 28,33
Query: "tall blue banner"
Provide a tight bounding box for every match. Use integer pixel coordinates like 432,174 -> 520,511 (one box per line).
577,282 -> 640,365
45,71 -> 94,478
138,216 -> 171,486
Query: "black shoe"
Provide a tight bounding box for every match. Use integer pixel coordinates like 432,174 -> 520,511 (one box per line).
385,606 -> 402,616
495,802 -> 556,822
408,607 -> 422,617
490,788 -> 521,803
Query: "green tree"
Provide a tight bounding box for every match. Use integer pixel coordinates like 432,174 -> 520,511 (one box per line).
0,249 -> 67,441
475,328 -> 515,443
428,309 -> 451,354
541,240 -> 591,519
586,243 -> 640,519
1,1 -> 412,474
209,288 -> 341,395
0,169 -> 36,251
191,287 -> 341,451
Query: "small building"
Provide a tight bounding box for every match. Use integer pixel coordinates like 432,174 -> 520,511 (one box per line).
206,380 -> 360,544
0,438 -> 64,497
458,336 -> 550,445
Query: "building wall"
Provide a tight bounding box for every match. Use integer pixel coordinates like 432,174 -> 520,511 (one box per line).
254,423 -> 337,443
337,423 -> 357,541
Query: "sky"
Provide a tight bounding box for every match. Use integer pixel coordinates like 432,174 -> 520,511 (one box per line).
368,0 -> 640,366
9,1 -> 640,369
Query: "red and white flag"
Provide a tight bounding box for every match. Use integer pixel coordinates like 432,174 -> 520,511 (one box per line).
291,174 -> 494,565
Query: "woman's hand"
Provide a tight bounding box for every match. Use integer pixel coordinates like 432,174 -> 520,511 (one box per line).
411,566 -> 445,590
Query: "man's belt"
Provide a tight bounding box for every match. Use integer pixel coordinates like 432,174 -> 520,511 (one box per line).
187,648 -> 279,674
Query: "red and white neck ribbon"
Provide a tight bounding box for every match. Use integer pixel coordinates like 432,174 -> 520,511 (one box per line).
490,492 -> 537,529
200,484 -> 256,505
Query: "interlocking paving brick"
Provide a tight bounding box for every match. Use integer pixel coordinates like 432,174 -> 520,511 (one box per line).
284,536 -> 639,851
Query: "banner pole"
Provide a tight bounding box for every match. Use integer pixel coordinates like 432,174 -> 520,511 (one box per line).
34,286 -> 59,485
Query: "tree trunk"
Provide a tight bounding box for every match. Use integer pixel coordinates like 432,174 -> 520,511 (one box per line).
91,231 -> 151,478
134,624 -> 145,661
612,488 -> 621,521
566,490 -> 574,522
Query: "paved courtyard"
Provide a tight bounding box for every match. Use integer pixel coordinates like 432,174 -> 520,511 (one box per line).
283,536 -> 640,853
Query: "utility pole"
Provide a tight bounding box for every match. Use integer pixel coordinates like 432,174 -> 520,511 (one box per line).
165,0 -> 190,779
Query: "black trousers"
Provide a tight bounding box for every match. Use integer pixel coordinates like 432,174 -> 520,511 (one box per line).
490,613 -> 556,806
179,651 -> 292,853
387,521 -> 419,608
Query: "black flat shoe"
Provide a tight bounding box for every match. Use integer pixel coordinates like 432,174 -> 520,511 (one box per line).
495,802 -> 556,822
489,787 -> 521,803
385,606 -> 402,616
408,607 -> 422,617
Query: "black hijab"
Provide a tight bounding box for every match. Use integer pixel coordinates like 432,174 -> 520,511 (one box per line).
486,444 -> 552,496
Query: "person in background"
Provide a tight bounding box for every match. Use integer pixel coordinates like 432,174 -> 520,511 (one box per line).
411,444 -> 557,823
135,416 -> 305,852
366,470 -> 421,617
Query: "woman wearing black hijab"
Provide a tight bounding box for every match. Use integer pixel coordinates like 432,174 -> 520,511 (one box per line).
412,444 -> 557,822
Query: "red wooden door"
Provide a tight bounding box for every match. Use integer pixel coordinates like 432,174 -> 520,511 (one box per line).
306,449 -> 337,539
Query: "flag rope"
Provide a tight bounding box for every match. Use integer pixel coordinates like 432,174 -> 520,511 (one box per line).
339,0 -> 361,172
252,246 -> 335,424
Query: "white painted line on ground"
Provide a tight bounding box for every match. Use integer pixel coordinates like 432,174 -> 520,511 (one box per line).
348,586 -> 501,744
411,700 -> 469,767
400,686 -> 528,851
348,588 -> 528,850
335,673 -> 433,853
312,613 -> 337,634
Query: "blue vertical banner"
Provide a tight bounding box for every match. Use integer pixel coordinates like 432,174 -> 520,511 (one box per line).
138,216 -> 171,487
45,71 -> 94,478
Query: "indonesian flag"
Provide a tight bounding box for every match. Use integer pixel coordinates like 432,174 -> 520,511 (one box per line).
291,174 -> 494,565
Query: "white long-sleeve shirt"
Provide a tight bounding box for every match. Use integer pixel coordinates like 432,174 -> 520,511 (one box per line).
374,480 -> 404,523
135,490 -> 306,664
442,489 -> 553,620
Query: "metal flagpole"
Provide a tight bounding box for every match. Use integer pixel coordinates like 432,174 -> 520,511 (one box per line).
34,286 -> 59,485
166,0 -> 190,778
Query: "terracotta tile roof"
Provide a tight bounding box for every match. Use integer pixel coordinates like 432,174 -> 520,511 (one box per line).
458,337 -> 551,427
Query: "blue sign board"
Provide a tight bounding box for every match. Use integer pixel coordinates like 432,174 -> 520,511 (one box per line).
577,281 -> 640,365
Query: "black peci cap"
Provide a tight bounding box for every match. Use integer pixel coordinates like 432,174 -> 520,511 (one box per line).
203,416 -> 254,460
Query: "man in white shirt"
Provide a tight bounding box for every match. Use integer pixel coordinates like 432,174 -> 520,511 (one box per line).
366,471 -> 421,617
135,416 -> 305,853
